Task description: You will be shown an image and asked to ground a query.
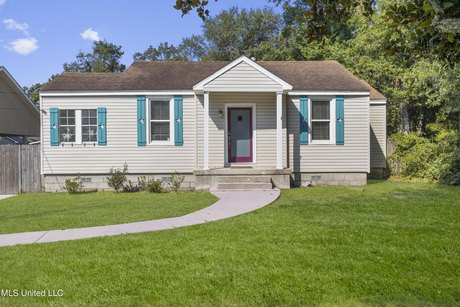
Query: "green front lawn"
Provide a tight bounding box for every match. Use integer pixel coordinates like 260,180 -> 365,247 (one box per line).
0,192 -> 218,234
0,181 -> 459,306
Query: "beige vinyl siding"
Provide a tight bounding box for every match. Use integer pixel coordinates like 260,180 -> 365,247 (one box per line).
41,95 -> 196,174
196,92 -> 286,169
203,62 -> 283,92
370,103 -> 387,168
0,77 -> 39,136
288,95 -> 370,172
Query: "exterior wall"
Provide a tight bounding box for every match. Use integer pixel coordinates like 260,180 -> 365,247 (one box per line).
297,173 -> 367,186
195,92 -> 287,169
370,103 -> 387,169
41,95 -> 196,175
287,95 -> 370,173
203,61 -> 283,92
0,74 -> 39,136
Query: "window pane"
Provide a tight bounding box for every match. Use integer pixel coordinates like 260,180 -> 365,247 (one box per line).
82,117 -> 89,125
312,122 -> 330,140
82,126 -> 97,142
312,101 -> 330,120
90,117 -> 97,125
82,110 -> 89,118
59,127 -> 76,142
151,122 -> 170,141
151,101 -> 170,120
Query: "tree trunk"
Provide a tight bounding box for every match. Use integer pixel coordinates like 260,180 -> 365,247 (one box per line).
400,102 -> 410,134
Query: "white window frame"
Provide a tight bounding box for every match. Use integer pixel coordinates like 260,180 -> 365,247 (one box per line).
59,109 -> 98,145
147,97 -> 175,146
81,109 -> 98,144
309,97 -> 336,145
59,109 -> 78,144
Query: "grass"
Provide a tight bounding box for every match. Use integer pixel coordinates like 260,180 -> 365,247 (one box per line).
0,192 -> 218,234
0,181 -> 459,306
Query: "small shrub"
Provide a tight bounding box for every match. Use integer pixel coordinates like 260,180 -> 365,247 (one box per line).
123,180 -> 141,192
169,171 -> 185,192
144,178 -> 164,193
107,163 -> 128,192
64,174 -> 83,193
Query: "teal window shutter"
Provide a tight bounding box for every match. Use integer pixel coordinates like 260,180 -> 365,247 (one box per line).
137,96 -> 146,146
97,107 -> 107,146
50,107 -> 60,146
174,95 -> 183,146
336,95 -> 344,145
299,96 -> 309,145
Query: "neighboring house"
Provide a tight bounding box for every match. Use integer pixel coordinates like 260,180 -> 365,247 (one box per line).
0,67 -> 40,142
40,56 -> 386,191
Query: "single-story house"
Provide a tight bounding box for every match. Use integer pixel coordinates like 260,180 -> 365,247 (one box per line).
0,66 -> 40,141
40,56 -> 386,191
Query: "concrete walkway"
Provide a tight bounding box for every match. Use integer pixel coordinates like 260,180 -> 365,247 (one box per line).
0,195 -> 16,201
0,189 -> 280,247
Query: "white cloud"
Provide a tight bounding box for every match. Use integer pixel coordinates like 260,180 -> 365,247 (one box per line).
0,0 -> 6,7
80,28 -> 101,41
6,37 -> 39,55
3,18 -> 29,35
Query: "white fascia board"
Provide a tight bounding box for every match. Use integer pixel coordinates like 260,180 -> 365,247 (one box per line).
40,90 -> 195,97
288,91 -> 370,96
193,55 -> 293,91
369,99 -> 387,105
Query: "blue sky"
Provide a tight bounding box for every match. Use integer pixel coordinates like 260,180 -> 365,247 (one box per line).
0,0 -> 281,87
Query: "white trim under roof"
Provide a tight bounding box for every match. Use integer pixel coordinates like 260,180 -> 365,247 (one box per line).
40,90 -> 195,97
193,55 -> 293,92
288,91 -> 370,96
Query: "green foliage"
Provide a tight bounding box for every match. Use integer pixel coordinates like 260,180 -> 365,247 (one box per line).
168,171 -> 185,192
64,40 -> 126,72
64,174 -> 83,194
139,176 -> 164,193
383,0 -> 460,65
134,7 -> 281,61
106,163 -> 128,192
389,130 -> 460,185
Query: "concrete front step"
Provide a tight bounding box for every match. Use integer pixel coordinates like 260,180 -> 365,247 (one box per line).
216,183 -> 273,190
216,176 -> 271,184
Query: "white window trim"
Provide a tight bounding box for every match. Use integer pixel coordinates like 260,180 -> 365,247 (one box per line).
59,109 -> 77,145
308,97 -> 336,145
224,103 -> 257,165
59,109 -> 98,145
147,97 -> 175,146
81,109 -> 98,144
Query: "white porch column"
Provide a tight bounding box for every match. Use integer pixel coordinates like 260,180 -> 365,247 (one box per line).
276,91 -> 283,169
203,91 -> 209,170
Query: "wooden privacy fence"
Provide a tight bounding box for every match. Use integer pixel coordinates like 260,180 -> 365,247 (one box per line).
0,145 -> 41,194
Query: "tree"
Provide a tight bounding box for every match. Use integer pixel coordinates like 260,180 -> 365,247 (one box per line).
383,0 -> 460,65
174,0 -> 215,20
63,40 -> 126,72
135,7 -> 282,61
23,74 -> 58,106
133,36 -> 206,61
